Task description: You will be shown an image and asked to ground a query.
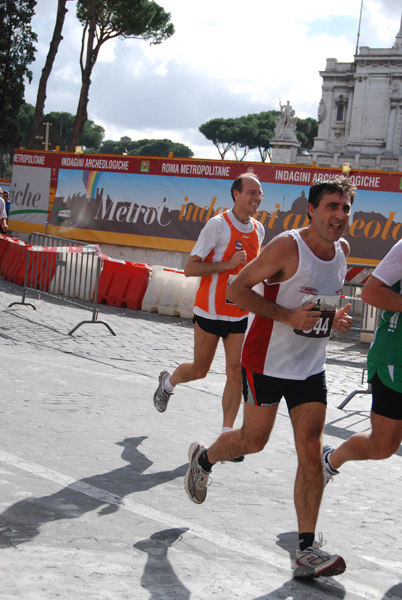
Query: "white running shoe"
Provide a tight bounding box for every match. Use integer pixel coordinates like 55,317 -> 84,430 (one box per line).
153,370 -> 173,413
322,444 -> 339,485
294,534 -> 346,578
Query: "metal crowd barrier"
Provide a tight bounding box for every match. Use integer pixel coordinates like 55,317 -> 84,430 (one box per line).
339,263 -> 381,336
9,243 -> 115,336
338,369 -> 372,410
27,232 -> 93,249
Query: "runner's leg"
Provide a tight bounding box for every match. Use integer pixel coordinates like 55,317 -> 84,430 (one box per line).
169,322 -> 219,386
330,411 -> 402,469
206,403 -> 278,463
290,401 -> 326,533
221,332 -> 244,428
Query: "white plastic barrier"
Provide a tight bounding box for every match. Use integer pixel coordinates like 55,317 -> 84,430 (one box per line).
175,276 -> 200,319
141,266 -> 172,313
141,266 -> 199,319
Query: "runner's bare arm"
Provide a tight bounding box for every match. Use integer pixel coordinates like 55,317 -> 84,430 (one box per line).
340,238 -> 350,258
184,252 -> 246,277
227,234 -> 321,330
362,275 -> 402,313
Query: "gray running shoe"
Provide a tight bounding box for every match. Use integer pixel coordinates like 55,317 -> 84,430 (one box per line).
322,444 -> 339,485
184,442 -> 210,504
294,534 -> 346,578
153,370 -> 173,413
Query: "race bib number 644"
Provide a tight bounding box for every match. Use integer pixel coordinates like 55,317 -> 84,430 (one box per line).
294,295 -> 338,339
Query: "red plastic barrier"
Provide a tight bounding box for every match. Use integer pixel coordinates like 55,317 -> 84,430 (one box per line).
25,247 -> 58,291
0,238 -> 29,285
0,238 -> 12,270
97,257 -> 150,309
0,234 -> 12,263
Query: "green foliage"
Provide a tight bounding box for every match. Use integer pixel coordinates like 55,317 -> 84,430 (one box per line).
18,101 -> 35,146
252,112 -> 281,161
99,139 -> 130,154
45,111 -> 105,150
296,117 -> 318,152
200,112 -> 282,162
76,0 -> 174,46
199,111 -> 318,162
18,103 -> 105,150
199,118 -> 235,160
230,116 -> 258,161
131,139 -> 193,157
18,104 -> 191,156
81,120 -> 105,151
0,0 -> 37,150
100,138 -> 193,158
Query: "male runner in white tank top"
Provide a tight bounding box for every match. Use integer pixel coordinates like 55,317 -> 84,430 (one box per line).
184,176 -> 356,579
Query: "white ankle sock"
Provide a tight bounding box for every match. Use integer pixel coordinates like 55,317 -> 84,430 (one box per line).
163,377 -> 175,393
222,426 -> 232,434
326,451 -> 339,474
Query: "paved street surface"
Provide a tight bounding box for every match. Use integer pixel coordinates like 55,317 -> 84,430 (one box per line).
0,276 -> 401,600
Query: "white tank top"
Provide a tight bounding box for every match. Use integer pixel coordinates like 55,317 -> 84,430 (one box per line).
241,229 -> 347,380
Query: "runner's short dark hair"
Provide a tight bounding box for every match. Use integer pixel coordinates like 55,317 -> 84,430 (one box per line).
307,176 -> 356,219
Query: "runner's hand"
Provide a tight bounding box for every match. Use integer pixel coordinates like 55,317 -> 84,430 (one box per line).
229,250 -> 247,268
286,302 -> 321,329
333,303 -> 353,334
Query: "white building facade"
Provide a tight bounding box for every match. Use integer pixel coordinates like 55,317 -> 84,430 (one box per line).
272,18 -> 402,171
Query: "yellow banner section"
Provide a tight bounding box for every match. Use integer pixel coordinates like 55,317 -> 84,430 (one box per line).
46,225 -> 196,253
9,220 -> 47,234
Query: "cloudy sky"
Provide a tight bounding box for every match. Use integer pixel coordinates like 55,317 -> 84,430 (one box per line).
25,0 -> 402,160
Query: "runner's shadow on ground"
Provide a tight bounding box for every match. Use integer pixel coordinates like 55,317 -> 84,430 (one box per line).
134,527 -> 190,599
383,583 -> 402,598
0,436 -> 187,548
251,532 -> 346,600
324,410 -> 370,442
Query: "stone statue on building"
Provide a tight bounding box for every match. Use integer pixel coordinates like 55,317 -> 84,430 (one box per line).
318,99 -> 327,123
274,100 -> 298,140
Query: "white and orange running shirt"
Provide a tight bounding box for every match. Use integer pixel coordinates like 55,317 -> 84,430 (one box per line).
192,210 -> 265,321
241,229 -> 347,379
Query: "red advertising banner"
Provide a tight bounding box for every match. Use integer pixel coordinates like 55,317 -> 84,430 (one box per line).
10,150 -> 402,264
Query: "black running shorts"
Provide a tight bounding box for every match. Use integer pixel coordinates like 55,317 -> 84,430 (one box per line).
370,371 -> 402,420
242,368 -> 327,411
193,314 -> 248,338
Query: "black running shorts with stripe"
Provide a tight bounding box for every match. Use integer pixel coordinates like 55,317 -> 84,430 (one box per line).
242,368 -> 327,411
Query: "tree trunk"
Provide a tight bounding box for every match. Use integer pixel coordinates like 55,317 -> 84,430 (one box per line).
68,0 -> 98,151
32,0 -> 68,135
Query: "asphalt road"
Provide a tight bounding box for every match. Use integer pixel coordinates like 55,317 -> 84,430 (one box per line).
1,276 -> 401,600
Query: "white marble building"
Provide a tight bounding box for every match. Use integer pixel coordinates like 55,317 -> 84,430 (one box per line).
272,16 -> 402,171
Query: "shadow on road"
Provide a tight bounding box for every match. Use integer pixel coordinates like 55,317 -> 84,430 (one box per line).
134,527 -> 190,599
0,436 -> 187,548
383,583 -> 402,599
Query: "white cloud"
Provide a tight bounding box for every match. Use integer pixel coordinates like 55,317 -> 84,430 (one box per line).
25,0 -> 402,157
